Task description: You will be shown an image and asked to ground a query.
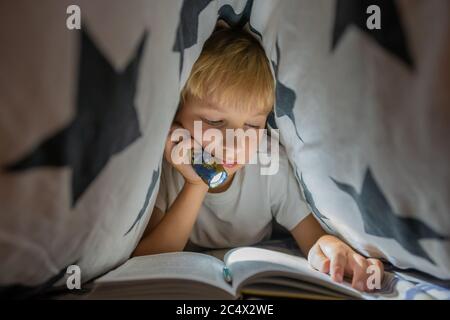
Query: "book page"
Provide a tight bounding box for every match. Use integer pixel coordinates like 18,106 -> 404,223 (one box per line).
224,247 -> 364,299
203,238 -> 303,261
242,282 -> 347,300
95,252 -> 234,296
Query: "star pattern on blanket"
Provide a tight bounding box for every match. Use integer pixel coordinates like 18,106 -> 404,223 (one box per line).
217,0 -> 261,39
124,165 -> 161,236
4,29 -> 148,206
173,0 -> 263,76
296,170 -> 332,232
332,0 -> 414,68
173,0 -> 214,74
271,41 -> 302,141
332,168 -> 447,264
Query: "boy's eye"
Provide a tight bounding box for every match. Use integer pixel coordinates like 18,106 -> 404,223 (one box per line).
245,123 -> 261,129
202,118 -> 224,126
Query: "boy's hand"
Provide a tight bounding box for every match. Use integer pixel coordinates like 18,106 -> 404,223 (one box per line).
308,235 -> 384,291
164,124 -> 205,186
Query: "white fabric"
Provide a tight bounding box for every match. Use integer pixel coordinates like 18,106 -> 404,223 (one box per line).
1,0 -> 449,291
155,146 -> 310,249
275,0 -> 450,279
0,0 -> 182,286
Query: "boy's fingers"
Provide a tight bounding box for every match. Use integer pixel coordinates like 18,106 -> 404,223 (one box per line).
171,139 -> 193,165
367,258 -> 384,276
349,253 -> 369,291
329,251 -> 347,283
169,122 -> 184,134
164,135 -> 176,162
169,126 -> 190,144
164,126 -> 183,161
308,244 -> 330,274
366,258 -> 385,291
165,127 -> 196,164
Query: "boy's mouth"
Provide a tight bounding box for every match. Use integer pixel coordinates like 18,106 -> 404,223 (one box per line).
222,162 -> 237,169
214,156 -> 238,168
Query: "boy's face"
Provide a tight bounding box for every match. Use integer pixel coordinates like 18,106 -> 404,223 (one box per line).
175,94 -> 269,175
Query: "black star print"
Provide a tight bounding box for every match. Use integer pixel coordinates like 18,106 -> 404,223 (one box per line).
296,170 -> 332,231
124,165 -> 160,236
5,29 -> 148,206
266,110 -> 277,130
174,0 -> 264,75
217,0 -> 262,39
173,0 -> 214,74
332,0 -> 414,68
271,41 -> 302,141
332,168 -> 447,264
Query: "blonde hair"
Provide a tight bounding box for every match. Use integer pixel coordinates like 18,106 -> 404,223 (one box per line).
181,27 -> 275,113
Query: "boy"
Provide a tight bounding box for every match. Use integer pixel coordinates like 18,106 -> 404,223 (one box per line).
133,26 -> 383,291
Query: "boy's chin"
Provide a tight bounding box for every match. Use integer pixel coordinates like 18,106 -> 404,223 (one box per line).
223,163 -> 245,175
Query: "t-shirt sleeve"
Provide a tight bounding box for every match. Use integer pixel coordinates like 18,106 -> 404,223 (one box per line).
154,164 -> 168,213
270,148 -> 310,231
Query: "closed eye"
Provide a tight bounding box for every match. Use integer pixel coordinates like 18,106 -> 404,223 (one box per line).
202,118 -> 224,126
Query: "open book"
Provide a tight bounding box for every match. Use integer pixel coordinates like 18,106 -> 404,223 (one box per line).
84,243 -> 392,300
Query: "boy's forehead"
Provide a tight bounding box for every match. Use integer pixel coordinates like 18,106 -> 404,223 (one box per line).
184,94 -> 220,110
194,95 -> 269,116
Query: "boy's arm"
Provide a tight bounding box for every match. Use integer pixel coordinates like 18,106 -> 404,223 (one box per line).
132,181 -> 209,256
133,123 -> 209,257
290,213 -> 327,256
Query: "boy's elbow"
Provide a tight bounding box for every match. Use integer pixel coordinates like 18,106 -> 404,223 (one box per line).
131,244 -> 145,258
131,241 -> 182,258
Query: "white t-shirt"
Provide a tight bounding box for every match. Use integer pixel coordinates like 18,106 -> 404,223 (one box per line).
154,145 -> 310,249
